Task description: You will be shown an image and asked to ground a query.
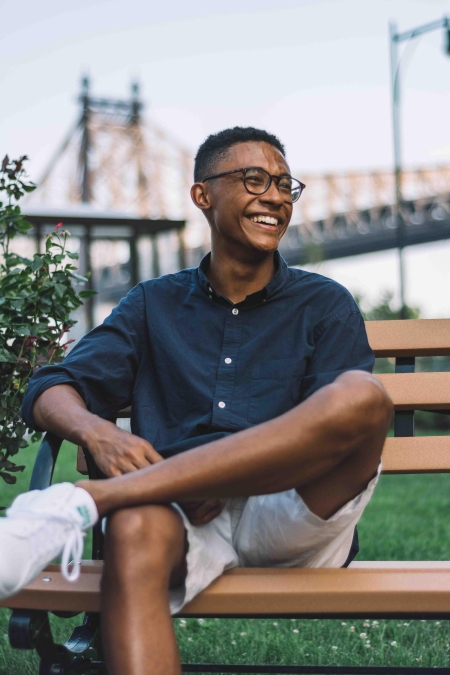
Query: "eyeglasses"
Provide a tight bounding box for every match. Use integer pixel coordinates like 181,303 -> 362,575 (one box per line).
201,166 -> 306,203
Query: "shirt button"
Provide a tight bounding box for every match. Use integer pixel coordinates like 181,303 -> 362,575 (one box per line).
208,286 -> 212,292
218,401 -> 226,409
232,308 -> 239,315
224,357 -> 232,364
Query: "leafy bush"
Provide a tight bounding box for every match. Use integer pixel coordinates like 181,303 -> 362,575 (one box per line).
0,156 -> 95,492
356,291 -> 420,321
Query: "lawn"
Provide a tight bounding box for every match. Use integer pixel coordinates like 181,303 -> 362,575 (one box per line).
1,440 -> 450,674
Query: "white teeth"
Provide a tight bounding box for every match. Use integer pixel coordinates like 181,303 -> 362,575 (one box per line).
250,215 -> 278,226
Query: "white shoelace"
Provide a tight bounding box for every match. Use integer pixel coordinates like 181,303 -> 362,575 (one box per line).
60,524 -> 85,581
7,506 -> 85,582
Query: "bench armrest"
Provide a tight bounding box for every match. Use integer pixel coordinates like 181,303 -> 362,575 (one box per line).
29,433 -> 64,491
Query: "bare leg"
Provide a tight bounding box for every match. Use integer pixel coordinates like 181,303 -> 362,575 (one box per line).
297,387 -> 385,519
79,371 -> 392,517
101,504 -> 187,675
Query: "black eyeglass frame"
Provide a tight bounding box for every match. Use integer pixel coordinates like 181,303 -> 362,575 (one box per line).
201,166 -> 306,203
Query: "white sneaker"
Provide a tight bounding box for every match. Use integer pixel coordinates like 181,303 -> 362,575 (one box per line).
0,483 -> 98,600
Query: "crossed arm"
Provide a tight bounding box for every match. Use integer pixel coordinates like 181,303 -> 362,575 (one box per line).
33,384 -> 226,525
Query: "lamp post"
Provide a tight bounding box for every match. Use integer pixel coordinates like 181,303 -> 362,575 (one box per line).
389,17 -> 450,318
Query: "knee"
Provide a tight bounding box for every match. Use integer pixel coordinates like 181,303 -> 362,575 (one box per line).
105,505 -> 183,574
331,370 -> 393,444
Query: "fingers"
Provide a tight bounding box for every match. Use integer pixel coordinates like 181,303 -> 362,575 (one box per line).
107,466 -> 123,478
144,446 -> 164,464
180,499 -> 227,526
92,435 -> 164,477
127,443 -> 163,471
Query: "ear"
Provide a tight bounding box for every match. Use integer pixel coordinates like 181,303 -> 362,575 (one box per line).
190,182 -> 211,211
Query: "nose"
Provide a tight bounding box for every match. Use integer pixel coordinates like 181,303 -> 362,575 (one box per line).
259,177 -> 286,206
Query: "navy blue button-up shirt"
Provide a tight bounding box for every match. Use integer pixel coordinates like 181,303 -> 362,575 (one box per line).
22,251 -> 374,458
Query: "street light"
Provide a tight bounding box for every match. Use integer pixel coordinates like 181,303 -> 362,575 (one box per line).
389,17 -> 450,319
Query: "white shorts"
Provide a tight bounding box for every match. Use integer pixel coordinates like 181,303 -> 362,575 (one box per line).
169,465 -> 381,615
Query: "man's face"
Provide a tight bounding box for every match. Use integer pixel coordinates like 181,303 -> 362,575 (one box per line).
194,141 -> 293,256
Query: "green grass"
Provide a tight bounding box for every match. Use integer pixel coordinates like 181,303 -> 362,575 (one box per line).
1,443 -> 450,673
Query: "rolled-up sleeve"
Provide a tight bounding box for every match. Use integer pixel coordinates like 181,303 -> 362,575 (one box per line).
300,301 -> 374,403
22,284 -> 145,430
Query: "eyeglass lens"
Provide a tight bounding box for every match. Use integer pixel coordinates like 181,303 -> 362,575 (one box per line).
243,168 -> 301,203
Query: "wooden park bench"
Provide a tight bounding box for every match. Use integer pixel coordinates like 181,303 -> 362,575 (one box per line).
2,318 -> 450,674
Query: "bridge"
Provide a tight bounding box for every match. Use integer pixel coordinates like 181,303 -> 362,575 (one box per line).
280,168 -> 450,265
26,78 -> 450,273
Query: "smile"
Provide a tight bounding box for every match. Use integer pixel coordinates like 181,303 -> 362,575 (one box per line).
248,215 -> 279,226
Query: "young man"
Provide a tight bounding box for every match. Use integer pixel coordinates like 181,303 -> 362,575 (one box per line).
0,127 -> 392,675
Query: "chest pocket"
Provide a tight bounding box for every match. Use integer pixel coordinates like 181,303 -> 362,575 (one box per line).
248,358 -> 305,425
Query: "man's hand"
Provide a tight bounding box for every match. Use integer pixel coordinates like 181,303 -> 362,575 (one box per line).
178,498 -> 227,526
86,422 -> 163,477
88,420 -> 226,521
33,385 -> 163,477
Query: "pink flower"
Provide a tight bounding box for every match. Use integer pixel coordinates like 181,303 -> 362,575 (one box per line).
55,221 -> 63,231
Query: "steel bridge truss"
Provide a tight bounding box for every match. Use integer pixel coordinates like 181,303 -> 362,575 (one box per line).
27,79 -> 450,264
282,168 -> 450,264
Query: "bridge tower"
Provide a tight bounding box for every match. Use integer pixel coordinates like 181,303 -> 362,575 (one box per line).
30,77 -> 194,222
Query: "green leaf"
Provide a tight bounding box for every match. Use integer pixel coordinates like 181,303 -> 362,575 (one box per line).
16,219 -> 33,232
15,423 -> 26,437
31,256 -> 44,272
78,289 -> 97,298
53,283 -> 66,299
0,460 -> 25,471
70,272 -> 89,283
0,472 -> 16,484
4,437 -> 20,455
0,348 -> 16,363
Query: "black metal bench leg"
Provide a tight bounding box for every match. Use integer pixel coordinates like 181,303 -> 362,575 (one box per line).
9,609 -> 106,674
9,608 -> 70,673
63,612 -> 105,674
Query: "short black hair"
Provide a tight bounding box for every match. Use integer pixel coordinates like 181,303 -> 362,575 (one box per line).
194,126 -> 286,182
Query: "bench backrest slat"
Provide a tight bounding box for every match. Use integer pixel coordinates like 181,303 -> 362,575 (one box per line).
366,319 -> 450,357
382,437 -> 450,473
377,373 -> 450,410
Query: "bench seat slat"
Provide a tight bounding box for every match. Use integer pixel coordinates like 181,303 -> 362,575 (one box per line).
2,563 -> 450,616
366,319 -> 450,357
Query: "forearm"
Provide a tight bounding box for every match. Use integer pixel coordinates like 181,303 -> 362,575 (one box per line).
33,384 -> 115,449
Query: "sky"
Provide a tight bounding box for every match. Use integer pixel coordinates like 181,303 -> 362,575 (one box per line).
1,0 -> 450,317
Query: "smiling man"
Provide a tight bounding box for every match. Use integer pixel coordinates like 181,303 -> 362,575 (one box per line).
0,127 -> 392,675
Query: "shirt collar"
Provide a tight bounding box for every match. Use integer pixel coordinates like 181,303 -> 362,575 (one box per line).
197,249 -> 289,305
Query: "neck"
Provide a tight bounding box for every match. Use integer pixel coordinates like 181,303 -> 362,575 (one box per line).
206,248 -> 276,304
